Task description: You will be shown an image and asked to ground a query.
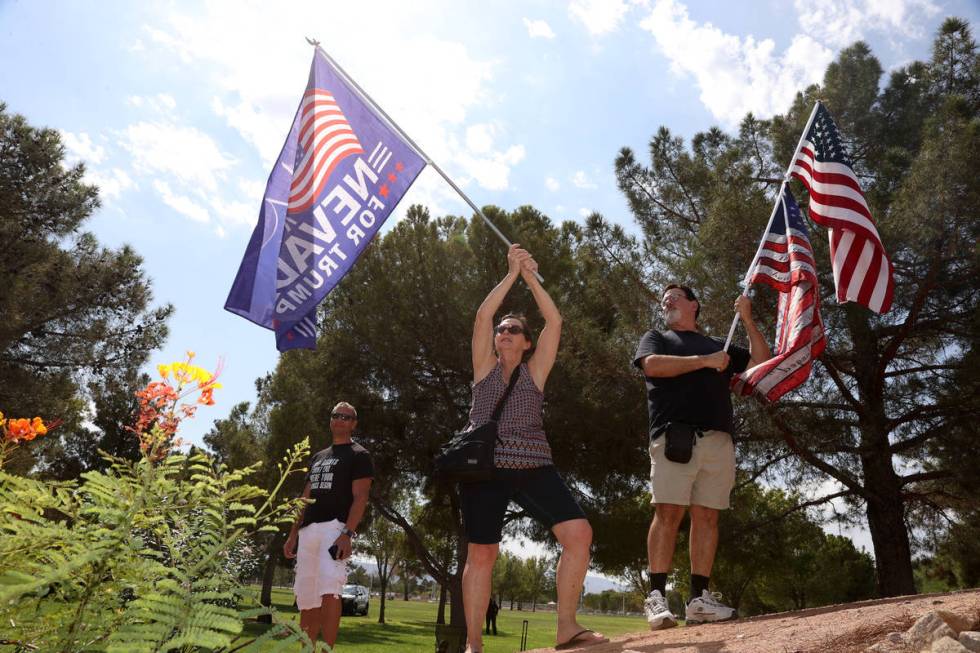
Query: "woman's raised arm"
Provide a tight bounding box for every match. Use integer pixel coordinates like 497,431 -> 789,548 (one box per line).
472,244 -> 529,382
522,256 -> 562,390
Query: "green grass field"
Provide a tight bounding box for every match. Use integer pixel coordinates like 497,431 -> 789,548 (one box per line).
244,587 -> 648,652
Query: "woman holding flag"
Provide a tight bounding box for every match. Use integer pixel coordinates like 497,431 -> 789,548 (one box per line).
459,244 -> 607,652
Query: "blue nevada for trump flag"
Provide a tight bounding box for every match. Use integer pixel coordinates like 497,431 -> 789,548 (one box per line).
225,48 -> 425,350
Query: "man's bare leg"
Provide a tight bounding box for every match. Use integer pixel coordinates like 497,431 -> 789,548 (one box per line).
320,594 -> 342,647
299,607 -> 321,643
648,503 -> 686,573
688,505 -> 720,577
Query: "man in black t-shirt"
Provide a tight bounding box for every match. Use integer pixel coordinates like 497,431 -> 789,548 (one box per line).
632,285 -> 770,630
284,401 -> 374,648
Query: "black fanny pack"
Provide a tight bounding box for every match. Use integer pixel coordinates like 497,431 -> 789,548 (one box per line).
654,422 -> 703,464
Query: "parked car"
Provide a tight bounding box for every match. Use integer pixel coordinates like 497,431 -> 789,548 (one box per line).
341,584 -> 370,616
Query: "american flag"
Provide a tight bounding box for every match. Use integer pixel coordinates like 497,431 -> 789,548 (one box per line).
287,89 -> 364,214
791,103 -> 894,314
732,187 -> 826,402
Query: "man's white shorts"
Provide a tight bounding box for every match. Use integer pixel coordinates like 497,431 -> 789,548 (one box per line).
293,519 -> 348,610
649,430 -> 735,510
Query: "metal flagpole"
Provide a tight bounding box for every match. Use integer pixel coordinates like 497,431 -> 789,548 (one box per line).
307,38 -> 544,282
723,101 -> 821,351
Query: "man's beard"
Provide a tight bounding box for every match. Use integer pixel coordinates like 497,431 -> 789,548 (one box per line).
664,308 -> 681,327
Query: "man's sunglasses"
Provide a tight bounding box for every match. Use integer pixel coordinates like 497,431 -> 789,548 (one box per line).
331,413 -> 356,421
494,325 -> 525,335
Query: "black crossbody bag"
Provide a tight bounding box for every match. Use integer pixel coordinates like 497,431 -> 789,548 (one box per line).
654,422 -> 703,464
433,368 -> 521,483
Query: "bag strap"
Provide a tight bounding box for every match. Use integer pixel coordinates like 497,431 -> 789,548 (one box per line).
489,365 -> 522,422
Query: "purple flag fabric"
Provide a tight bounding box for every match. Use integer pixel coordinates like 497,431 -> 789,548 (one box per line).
225,49 -> 426,350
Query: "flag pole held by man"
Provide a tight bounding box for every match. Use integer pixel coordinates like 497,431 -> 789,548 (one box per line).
727,100 -> 893,402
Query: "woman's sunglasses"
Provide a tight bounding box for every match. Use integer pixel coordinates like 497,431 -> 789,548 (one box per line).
494,325 -> 525,335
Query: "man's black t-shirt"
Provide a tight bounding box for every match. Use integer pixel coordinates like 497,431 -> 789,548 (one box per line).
633,329 -> 751,438
301,441 -> 374,528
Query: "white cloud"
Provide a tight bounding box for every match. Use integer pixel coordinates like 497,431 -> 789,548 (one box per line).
578,207 -> 592,217
153,179 -> 210,223
119,121 -> 235,192
465,123 -> 496,154
136,3 -> 524,197
144,25 -> 194,63
569,0 -> 631,37
457,143 -> 526,191
794,0 -> 940,48
87,168 -> 136,201
209,195 -> 256,228
114,2 -> 530,239
60,131 -> 106,165
572,170 -> 596,189
211,96 -> 290,169
60,131 -> 137,202
523,17 -> 556,40
238,178 -> 266,205
639,0 -> 834,127
127,93 -> 177,114
545,176 -> 560,192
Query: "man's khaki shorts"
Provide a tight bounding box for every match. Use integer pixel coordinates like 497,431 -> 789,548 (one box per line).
293,519 -> 348,611
649,429 -> 735,509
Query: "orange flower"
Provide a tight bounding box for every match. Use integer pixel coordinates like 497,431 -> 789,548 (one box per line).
129,352 -> 222,460
198,386 -> 216,406
7,419 -> 34,442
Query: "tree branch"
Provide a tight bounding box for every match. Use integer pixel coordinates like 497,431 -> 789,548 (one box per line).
733,489 -> 856,536
369,495 -> 446,585
766,406 -> 871,500
817,353 -> 865,417
900,469 -> 954,486
735,451 -> 795,491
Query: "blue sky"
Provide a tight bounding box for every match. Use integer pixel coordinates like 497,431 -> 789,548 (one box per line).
2,0 -> 977,559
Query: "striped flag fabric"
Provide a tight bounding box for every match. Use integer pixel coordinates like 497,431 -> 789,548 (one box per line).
791,102 -> 894,314
732,187 -> 826,402
225,48 -> 426,351
287,90 -> 364,214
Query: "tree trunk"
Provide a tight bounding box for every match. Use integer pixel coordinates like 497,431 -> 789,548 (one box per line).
860,435 -> 916,597
448,575 -> 465,627
437,583 -> 448,625
865,490 -> 916,596
378,577 -> 388,624
448,532 -> 467,626
258,532 -> 284,625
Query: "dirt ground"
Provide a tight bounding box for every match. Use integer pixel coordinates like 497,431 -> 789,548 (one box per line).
527,589 -> 980,653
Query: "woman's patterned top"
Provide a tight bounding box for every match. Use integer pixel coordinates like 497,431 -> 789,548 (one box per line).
466,362 -> 552,469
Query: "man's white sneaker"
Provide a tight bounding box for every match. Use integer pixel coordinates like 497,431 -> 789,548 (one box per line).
643,589 -> 677,630
685,590 -> 737,624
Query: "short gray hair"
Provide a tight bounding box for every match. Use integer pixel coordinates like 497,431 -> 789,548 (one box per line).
332,401 -> 357,418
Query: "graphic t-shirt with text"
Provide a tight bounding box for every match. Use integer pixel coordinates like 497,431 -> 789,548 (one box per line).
301,441 -> 373,527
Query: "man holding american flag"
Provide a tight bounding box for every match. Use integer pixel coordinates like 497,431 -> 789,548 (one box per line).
633,286 -> 771,629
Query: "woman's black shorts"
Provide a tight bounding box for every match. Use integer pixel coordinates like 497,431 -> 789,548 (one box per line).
458,465 -> 587,545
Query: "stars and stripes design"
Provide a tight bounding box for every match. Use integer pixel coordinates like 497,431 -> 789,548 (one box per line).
732,187 -> 826,402
791,102 -> 894,314
287,89 -> 364,214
